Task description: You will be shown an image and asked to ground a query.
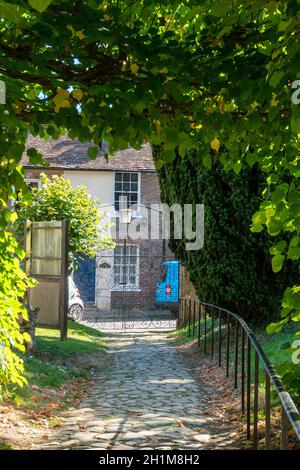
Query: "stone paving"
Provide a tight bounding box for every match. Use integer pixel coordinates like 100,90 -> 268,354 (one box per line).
37,328 -> 236,450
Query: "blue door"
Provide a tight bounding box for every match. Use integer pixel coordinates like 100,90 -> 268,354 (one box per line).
155,261 -> 179,304
74,257 -> 96,304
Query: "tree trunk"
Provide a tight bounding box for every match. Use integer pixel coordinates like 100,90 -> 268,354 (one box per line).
20,305 -> 40,351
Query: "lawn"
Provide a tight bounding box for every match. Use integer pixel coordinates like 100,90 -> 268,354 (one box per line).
174,319 -> 300,403
175,318 -> 297,369
16,321 -> 107,406
35,320 -> 106,359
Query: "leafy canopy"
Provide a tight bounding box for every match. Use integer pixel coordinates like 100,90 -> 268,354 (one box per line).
1,0 -> 300,390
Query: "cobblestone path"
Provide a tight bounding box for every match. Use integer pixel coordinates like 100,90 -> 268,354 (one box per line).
38,330 -> 235,450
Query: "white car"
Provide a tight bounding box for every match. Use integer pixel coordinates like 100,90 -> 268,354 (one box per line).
68,276 -> 84,321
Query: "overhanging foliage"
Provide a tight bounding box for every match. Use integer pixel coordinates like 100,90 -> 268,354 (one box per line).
1,0 -> 300,391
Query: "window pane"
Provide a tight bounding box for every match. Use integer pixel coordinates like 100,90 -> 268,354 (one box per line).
131,173 -> 138,182
114,245 -> 138,287
130,194 -> 138,205
123,173 -> 130,182
115,172 -> 123,181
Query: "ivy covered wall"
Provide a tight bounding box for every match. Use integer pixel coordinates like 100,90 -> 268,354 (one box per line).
154,148 -> 298,324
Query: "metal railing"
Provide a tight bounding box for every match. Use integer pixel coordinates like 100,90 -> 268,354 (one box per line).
179,297 -> 300,449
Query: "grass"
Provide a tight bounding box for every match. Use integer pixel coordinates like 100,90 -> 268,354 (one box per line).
17,321 -> 107,404
175,318 -> 297,371
35,320 -> 106,359
255,324 -> 297,369
174,319 -> 299,404
175,317 -> 215,352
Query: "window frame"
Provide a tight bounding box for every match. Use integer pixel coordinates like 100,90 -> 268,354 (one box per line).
112,244 -> 140,291
113,171 -> 141,214
24,178 -> 41,190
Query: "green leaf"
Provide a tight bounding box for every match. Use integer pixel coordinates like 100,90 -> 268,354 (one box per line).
155,159 -> 164,170
28,0 -> 52,13
178,143 -> 187,158
162,150 -> 176,163
266,322 -> 282,334
291,106 -> 300,134
270,240 -> 287,255
267,219 -> 281,236
269,71 -> 284,88
203,155 -> 212,169
251,223 -> 263,233
272,254 -> 285,273
233,161 -> 241,174
27,148 -> 44,165
266,318 -> 288,334
0,1 -> 22,22
87,146 -> 98,160
287,246 -> 300,260
252,210 -> 266,225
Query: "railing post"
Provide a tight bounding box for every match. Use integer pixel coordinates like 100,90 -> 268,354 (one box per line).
178,299 -> 181,326
247,337 -> 251,441
198,302 -> 201,347
193,299 -> 196,338
234,319 -> 239,389
281,407 -> 289,450
265,372 -> 271,449
211,308 -> 214,359
253,351 -> 259,449
188,299 -> 191,338
185,298 -> 188,325
241,329 -> 245,415
218,308 -> 222,367
226,313 -> 230,377
204,305 -> 207,353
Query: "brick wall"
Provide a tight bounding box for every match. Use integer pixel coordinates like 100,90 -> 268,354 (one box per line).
179,265 -> 198,301
111,172 -> 174,309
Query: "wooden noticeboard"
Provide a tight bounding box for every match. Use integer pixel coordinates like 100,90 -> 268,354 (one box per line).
24,219 -> 69,340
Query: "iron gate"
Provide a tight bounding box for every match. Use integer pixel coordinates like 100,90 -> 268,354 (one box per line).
82,250 -> 177,330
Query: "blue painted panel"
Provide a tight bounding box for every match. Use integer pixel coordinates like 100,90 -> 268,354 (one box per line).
74,257 -> 96,304
155,260 -> 179,304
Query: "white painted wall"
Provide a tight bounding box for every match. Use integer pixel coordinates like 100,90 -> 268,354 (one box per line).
63,170 -> 114,204
64,170 -> 115,310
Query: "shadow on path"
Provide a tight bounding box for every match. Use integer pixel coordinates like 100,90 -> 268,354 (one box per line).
36,329 -> 239,450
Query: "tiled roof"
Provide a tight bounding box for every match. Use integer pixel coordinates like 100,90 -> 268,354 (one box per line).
21,135 -> 155,172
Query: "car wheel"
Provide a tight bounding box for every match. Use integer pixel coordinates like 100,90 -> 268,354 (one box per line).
68,304 -> 84,322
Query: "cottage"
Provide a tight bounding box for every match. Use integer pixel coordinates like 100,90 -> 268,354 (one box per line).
21,135 -> 172,311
